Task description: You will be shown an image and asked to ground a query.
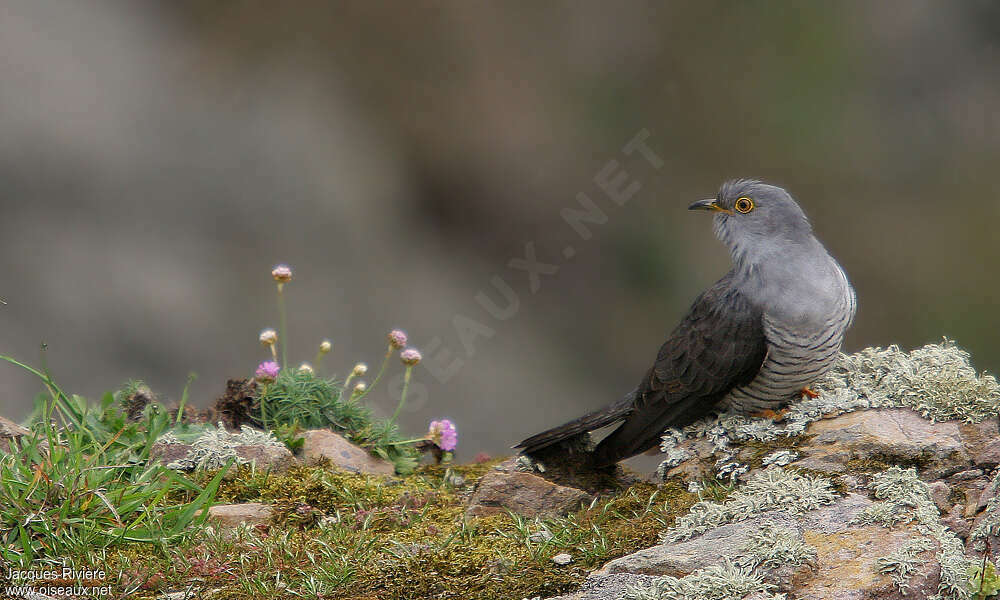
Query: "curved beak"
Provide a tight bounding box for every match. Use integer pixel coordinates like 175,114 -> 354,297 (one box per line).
688,198 -> 733,214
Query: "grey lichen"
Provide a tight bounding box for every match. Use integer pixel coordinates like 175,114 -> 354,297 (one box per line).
657,341 -> 1000,479
736,525 -> 816,570
856,466 -> 975,600
160,423 -> 286,471
877,537 -> 936,595
624,559 -> 782,600
663,467 -> 837,543
761,450 -> 799,467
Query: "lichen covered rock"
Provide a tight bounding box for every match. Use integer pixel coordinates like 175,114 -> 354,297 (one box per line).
536,342 -> 1000,600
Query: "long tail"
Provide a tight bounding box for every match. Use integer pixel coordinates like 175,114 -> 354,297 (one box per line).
514,392 -> 635,455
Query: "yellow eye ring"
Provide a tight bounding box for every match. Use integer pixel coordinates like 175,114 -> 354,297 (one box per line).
734,197 -> 754,213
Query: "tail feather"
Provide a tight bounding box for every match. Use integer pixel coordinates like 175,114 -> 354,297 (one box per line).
590,393 -> 709,467
514,392 -> 635,455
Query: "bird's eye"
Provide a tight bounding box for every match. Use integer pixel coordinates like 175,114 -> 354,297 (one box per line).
734,197 -> 754,213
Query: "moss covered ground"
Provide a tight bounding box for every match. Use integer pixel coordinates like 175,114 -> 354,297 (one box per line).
62,461 -> 697,600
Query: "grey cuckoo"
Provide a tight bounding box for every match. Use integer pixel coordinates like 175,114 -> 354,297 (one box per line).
516,179 -> 856,467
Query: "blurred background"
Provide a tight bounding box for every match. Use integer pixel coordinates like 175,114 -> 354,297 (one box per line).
2,1 -> 998,464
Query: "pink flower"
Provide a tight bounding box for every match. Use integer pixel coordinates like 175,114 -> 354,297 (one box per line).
388,329 -> 408,349
255,360 -> 280,383
428,419 -> 457,452
271,264 -> 293,283
400,348 -> 422,366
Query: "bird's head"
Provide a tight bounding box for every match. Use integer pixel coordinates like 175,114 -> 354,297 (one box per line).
689,179 -> 814,260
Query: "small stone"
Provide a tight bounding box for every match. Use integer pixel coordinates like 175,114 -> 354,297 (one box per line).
927,481 -> 951,513
529,530 -> 554,543
300,429 -> 395,475
552,553 -> 573,565
200,502 -> 273,529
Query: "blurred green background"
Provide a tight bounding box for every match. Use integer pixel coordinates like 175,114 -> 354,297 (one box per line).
1,1 -> 998,459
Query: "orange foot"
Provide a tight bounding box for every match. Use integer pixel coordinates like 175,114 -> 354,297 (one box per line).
801,386 -> 820,399
750,407 -> 790,422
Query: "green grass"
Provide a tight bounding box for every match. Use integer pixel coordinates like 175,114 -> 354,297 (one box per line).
0,355 -> 228,567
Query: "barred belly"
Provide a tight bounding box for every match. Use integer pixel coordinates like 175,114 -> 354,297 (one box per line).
723,286 -> 855,413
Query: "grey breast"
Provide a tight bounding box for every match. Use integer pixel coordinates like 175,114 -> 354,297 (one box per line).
724,255 -> 857,413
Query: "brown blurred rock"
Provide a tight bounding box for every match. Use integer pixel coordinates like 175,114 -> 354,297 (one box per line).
0,414 -> 29,450
466,460 -> 592,518
149,441 -> 194,465
233,444 -> 295,472
300,429 -> 395,475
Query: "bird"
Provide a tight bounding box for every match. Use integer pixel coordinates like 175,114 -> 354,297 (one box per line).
516,179 -> 856,467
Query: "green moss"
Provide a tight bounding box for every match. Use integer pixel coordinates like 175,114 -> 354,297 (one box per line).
103,463 -> 699,600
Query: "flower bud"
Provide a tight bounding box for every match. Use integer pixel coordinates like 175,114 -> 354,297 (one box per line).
271,264 -> 293,283
259,329 -> 278,346
352,363 -> 368,376
388,329 -> 408,349
400,348 -> 422,366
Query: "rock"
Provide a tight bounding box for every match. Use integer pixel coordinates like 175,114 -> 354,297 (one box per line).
233,443 -> 295,472
597,510 -> 802,578
552,553 -> 573,565
927,481 -> 951,512
0,414 -> 31,453
544,573 -> 663,600
529,530 -> 554,543
299,429 -> 395,475
973,439 -> 1000,469
586,490 -> 950,600
958,418 -> 1000,468
466,459 -> 592,518
941,505 -> 971,540
948,469 -> 984,482
977,477 -> 999,512
149,441 -> 194,465
149,440 -> 296,472
201,502 -> 273,529
0,414 -> 29,439
791,408 -> 969,479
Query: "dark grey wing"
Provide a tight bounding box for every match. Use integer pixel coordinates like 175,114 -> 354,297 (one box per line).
592,271 -> 767,466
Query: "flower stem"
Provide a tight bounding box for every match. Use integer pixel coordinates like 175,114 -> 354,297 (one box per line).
277,284 -> 288,368
385,436 -> 429,446
351,344 -> 392,403
391,366 -> 413,423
